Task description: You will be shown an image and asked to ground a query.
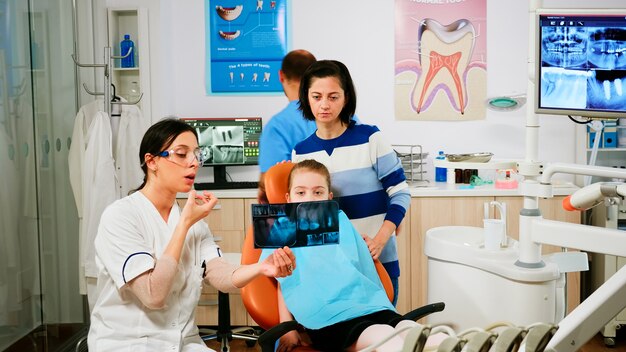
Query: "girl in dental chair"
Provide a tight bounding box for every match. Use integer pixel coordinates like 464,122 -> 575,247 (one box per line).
260,159 -> 427,352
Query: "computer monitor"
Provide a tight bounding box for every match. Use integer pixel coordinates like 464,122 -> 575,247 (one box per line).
535,9 -> 626,119
181,117 -> 261,187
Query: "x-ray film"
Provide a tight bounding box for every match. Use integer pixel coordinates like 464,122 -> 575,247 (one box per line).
252,200 -> 340,248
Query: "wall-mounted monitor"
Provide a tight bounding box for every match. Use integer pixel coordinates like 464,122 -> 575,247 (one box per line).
535,9 -> 626,119
181,117 -> 261,188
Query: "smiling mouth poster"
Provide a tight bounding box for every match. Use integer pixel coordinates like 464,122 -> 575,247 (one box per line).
206,0 -> 288,94
394,0 -> 487,121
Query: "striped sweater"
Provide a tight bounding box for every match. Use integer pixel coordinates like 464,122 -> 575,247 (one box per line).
292,122 -> 410,278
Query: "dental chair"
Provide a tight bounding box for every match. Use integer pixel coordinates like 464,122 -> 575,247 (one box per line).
240,162 -> 445,352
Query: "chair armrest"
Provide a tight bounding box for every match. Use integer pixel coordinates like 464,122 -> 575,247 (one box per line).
258,320 -> 300,352
402,302 -> 445,321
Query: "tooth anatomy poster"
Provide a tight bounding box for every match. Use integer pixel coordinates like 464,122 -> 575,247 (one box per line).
206,0 -> 289,94
395,0 -> 487,121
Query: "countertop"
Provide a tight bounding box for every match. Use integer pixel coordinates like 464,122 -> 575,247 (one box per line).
180,181 -> 579,199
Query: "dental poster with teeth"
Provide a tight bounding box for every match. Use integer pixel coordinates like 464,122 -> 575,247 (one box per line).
252,200 -> 340,248
394,0 -> 487,121
206,0 -> 289,94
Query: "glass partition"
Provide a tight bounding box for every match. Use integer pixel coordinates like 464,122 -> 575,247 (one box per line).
0,0 -> 86,350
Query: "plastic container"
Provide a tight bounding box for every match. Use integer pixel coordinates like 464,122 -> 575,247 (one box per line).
435,151 -> 447,182
495,169 -> 519,189
128,81 -> 140,101
120,34 -> 135,68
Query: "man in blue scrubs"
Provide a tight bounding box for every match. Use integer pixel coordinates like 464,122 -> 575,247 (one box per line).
257,49 -> 317,203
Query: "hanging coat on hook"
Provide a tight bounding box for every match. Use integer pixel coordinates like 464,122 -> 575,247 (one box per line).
68,98 -> 149,302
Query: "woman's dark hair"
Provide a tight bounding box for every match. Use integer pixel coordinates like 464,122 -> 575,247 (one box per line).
132,118 -> 198,192
298,60 -> 357,126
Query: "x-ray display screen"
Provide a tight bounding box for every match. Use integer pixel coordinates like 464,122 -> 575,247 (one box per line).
536,11 -> 626,118
252,200 -> 340,248
181,117 -> 261,166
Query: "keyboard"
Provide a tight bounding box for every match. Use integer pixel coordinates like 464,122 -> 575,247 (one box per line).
195,181 -> 259,190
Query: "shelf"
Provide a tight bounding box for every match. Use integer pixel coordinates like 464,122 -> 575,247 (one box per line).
112,67 -> 139,71
586,148 -> 626,152
433,159 -> 518,170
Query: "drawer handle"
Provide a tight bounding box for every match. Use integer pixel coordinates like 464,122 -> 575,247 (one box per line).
214,236 -> 222,242
213,204 -> 222,210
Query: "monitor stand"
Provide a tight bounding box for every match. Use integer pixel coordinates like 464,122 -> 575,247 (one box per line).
194,165 -> 258,190
212,165 -> 228,187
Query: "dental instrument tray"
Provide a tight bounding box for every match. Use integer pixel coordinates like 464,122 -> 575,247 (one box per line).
393,144 -> 429,186
446,152 -> 493,163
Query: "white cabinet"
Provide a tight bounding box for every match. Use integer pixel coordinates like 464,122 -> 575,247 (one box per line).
107,7 -> 151,120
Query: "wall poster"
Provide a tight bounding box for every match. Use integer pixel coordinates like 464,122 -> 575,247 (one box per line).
206,0 -> 289,94
395,0 -> 487,121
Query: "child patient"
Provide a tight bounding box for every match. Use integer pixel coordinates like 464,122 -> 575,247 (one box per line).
260,159 -> 428,352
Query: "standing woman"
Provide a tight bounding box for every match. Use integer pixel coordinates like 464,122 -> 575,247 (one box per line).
292,60 -> 409,305
88,118 -> 295,351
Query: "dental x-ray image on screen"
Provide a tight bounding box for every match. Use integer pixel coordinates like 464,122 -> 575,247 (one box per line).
536,10 -> 626,118
252,200 -> 340,248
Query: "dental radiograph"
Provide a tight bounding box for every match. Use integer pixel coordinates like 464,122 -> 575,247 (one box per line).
589,28 -> 626,70
539,24 -> 626,112
541,26 -> 588,68
587,69 -> 626,110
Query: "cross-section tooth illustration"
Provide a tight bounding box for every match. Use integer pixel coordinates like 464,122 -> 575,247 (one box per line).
219,30 -> 241,40
415,18 -> 475,114
216,5 -> 243,21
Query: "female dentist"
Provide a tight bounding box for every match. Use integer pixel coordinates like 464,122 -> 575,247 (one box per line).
88,118 -> 295,351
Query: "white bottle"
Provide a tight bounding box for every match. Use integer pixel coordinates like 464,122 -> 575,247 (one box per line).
447,168 -> 455,185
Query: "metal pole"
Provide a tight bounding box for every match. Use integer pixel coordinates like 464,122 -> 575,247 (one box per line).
71,0 -> 80,113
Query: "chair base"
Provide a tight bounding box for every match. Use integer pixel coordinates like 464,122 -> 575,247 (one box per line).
200,326 -> 259,352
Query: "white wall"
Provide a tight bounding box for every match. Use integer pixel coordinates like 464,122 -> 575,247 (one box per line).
155,0 -> 625,182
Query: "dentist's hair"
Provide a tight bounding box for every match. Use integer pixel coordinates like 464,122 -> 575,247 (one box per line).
133,118 -> 198,192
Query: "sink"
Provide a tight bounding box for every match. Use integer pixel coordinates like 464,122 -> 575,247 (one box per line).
424,226 -> 558,282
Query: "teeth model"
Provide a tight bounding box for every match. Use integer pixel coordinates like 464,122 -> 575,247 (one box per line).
415,18 -> 475,114
216,5 -> 243,21
218,30 -> 241,40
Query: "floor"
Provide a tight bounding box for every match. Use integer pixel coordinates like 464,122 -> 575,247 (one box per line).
205,330 -> 626,351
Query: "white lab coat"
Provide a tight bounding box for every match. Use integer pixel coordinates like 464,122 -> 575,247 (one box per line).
68,99 -> 149,295
110,103 -> 148,198
88,192 -> 221,352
